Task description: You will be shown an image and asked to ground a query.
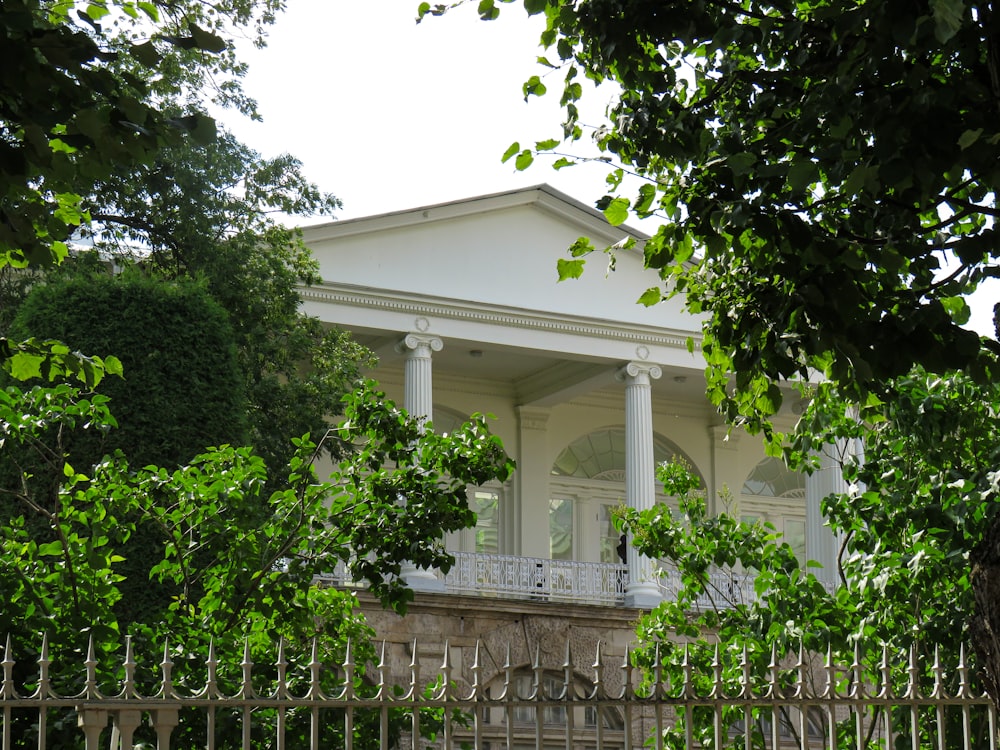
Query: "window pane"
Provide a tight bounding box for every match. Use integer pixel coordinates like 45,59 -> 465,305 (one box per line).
600,504 -> 623,563
473,490 -> 499,554
784,519 -> 806,563
549,498 -> 574,560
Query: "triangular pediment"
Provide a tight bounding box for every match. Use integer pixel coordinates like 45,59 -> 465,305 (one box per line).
302,185 -> 695,335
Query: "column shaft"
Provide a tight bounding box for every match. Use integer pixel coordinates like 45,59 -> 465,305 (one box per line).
399,333 -> 442,427
806,443 -> 849,586
620,361 -> 662,608
397,333 -> 444,590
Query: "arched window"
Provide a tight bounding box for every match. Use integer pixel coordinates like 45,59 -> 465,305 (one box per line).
549,428 -> 701,563
551,427 -> 700,482
742,457 -> 806,499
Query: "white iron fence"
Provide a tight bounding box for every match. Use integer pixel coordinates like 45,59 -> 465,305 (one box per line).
2,635 -> 995,750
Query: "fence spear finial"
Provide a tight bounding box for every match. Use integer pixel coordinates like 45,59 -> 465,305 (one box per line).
471,640 -> 483,700
159,637 -> 174,699
308,637 -> 322,700
38,633 -> 50,699
275,638 -> 288,700
561,639 -> 573,701
1,634 -> 15,700
376,640 -> 389,700
440,640 -> 453,701
206,638 -> 219,699
342,638 -> 356,700
84,633 -> 99,699
122,635 -> 136,699
958,643 -> 971,699
407,638 -> 420,701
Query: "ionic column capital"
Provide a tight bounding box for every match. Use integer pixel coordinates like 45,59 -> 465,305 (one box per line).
617,361 -> 663,384
397,333 -> 444,357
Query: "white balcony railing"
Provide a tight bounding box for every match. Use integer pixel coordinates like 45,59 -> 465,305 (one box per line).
444,551 -> 627,605
317,553 -> 773,609
315,553 -> 628,605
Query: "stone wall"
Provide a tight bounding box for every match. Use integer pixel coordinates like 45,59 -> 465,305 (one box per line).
356,592 -> 643,696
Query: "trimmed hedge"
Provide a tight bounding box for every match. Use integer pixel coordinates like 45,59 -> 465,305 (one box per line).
10,271 -> 248,467
7,272 -> 250,627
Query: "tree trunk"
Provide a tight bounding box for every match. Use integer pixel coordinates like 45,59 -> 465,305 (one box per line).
970,513 -> 1000,710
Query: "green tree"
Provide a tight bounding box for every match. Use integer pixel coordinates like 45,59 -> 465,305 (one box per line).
431,0 -> 1000,710
1,0 -> 288,386
435,0 -> 1000,413
4,272 -> 252,627
620,371 -> 998,745
419,0 -> 1000,724
0,375 -> 513,745
79,129 -> 372,477
8,271 -> 249,468
0,0 -> 282,269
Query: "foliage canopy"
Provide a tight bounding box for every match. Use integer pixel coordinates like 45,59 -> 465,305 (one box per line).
436,0 -> 1000,429
1,0 -> 285,269
428,0 -> 1000,717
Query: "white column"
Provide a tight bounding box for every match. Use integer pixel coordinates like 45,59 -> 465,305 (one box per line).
397,332 -> 445,591
805,443 -> 848,587
618,361 -> 663,608
516,406 -> 551,558
397,333 -> 443,428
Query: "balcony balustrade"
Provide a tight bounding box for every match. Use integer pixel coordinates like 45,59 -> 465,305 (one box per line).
444,551 -> 627,605
317,551 -> 765,608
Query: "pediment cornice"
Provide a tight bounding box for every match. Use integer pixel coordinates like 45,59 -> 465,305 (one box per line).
300,282 -> 702,352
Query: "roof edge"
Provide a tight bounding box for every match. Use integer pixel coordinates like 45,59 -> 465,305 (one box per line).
300,184 -> 649,244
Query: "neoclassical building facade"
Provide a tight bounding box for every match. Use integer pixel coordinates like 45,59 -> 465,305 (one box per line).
301,186 -> 842,689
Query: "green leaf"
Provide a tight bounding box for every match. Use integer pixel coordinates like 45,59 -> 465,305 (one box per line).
525,0 -> 547,14
929,0 -> 965,42
136,1 -> 159,20
477,0 -> 500,20
637,287 -> 662,306
958,128 -> 982,150
102,355 -> 125,377
603,197 -> 630,226
514,149 -> 534,170
501,141 -> 520,163
727,152 -> 756,176
7,352 -> 44,381
568,236 -> 595,257
843,164 -> 869,195
522,75 -> 547,99
189,23 -> 227,53
130,40 -> 161,67
787,159 -> 819,194
86,2 -> 110,21
634,183 -> 656,215
557,258 -> 585,279
535,138 -> 559,151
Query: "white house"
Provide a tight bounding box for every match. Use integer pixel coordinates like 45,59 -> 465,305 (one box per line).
300,185 -> 842,682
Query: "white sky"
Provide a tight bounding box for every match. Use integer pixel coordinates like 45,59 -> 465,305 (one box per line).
219,0 -> 619,221
219,0 -> 997,337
